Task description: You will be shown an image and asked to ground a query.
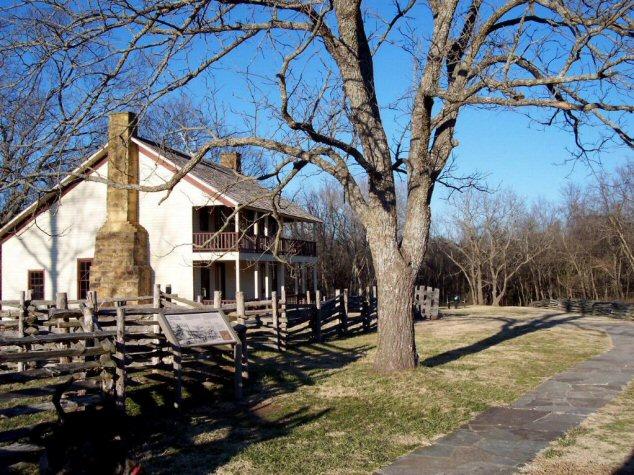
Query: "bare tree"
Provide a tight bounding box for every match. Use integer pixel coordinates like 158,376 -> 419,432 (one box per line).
444,191 -> 488,305
0,56 -> 102,224
596,164 -> 634,271
481,192 -> 547,306
303,184 -> 374,295
1,0 -> 632,370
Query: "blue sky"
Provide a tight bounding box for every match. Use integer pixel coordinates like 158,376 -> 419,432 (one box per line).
427,107 -> 631,216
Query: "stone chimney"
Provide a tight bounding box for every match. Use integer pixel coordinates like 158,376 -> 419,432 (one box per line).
220,152 -> 241,173
90,112 -> 153,298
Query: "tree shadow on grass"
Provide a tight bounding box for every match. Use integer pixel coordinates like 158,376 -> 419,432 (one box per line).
615,448 -> 634,474
128,341 -> 373,472
248,341 -> 373,399
421,312 -> 583,368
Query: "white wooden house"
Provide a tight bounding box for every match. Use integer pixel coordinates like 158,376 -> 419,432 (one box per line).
0,113 -> 320,303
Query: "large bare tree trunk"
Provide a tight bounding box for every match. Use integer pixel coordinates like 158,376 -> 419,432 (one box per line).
362,188 -> 426,372
370,240 -> 417,372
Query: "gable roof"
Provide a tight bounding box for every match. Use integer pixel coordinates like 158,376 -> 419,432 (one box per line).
134,137 -> 320,223
0,136 -> 320,241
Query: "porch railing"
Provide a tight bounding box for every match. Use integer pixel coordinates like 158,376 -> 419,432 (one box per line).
192,232 -> 317,256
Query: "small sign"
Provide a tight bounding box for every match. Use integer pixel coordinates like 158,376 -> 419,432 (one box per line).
159,310 -> 237,348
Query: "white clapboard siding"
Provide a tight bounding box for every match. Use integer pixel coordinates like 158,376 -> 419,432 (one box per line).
1,149 -> 219,301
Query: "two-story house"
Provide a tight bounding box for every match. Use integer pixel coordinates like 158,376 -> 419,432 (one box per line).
0,112 -> 320,302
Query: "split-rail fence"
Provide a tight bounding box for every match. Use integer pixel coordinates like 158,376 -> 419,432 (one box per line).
0,288 -> 247,467
0,283 -> 439,467
530,298 -> 634,320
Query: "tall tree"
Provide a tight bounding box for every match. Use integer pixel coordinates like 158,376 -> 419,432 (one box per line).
1,0 -> 631,370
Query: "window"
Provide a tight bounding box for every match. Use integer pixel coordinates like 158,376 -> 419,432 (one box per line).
77,259 -> 93,300
28,270 -> 45,300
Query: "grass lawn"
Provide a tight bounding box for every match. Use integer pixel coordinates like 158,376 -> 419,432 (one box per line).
129,307 -> 609,474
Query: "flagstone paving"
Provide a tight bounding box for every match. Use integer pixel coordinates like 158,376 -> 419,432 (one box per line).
380,319 -> 634,475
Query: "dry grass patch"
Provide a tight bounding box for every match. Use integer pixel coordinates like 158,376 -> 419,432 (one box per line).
521,382 -> 634,475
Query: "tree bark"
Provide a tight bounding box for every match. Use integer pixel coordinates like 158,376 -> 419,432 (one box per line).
364,206 -> 420,372
372,247 -> 417,372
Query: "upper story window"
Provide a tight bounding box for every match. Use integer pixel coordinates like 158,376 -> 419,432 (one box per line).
28,270 -> 45,300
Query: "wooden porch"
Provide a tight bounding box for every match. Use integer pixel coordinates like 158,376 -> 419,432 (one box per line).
192,232 -> 317,256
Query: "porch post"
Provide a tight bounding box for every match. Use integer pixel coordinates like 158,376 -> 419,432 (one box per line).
254,262 -> 260,300
235,257 -> 241,297
294,265 -> 299,296
279,263 -> 285,294
265,262 -> 271,299
301,265 -> 307,294
234,207 -> 241,297
312,265 -> 318,293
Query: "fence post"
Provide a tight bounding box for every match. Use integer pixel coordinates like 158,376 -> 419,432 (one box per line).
165,284 -> 172,303
279,289 -> 287,351
213,290 -> 222,309
335,289 -> 341,336
271,291 -> 280,351
343,289 -> 349,334
75,294 -> 96,395
306,290 -> 311,305
431,288 -> 440,320
85,291 -> 97,330
17,291 -> 26,372
314,289 -> 322,342
233,338 -> 243,401
424,286 -> 432,319
232,324 -> 248,401
152,284 -> 162,366
115,306 -> 126,413
56,292 -> 69,364
83,292 -> 96,356
372,286 -> 378,328
236,291 -> 246,324
361,287 -> 370,333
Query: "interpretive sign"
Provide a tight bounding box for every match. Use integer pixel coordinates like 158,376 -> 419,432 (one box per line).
159,310 -> 237,348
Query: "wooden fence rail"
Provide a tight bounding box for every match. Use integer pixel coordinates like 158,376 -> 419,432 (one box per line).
206,287 -> 382,351
0,281 -> 441,466
0,287 -> 248,466
530,298 -> 634,320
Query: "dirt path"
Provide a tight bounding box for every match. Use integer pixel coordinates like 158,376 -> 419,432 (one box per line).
379,317 -> 634,475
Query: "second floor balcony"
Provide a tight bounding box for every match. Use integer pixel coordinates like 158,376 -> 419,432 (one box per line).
193,232 -> 317,257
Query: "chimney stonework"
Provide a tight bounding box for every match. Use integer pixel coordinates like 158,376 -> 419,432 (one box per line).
90,112 -> 153,298
220,152 -> 241,173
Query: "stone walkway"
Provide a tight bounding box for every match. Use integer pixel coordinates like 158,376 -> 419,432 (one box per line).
380,318 -> 634,474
